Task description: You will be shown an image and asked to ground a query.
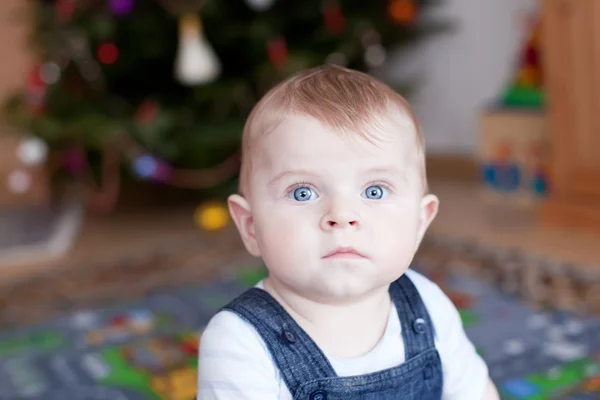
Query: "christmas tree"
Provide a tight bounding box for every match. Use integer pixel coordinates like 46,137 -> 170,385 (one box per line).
2,0 -> 449,210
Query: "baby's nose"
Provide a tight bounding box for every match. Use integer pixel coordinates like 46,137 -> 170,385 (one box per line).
325,218 -> 358,228
320,201 -> 360,230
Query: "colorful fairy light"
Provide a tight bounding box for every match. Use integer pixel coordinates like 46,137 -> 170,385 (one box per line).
98,43 -> 119,65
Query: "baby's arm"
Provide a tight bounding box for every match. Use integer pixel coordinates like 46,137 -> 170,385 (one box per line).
196,311 -> 281,400
483,377 -> 500,400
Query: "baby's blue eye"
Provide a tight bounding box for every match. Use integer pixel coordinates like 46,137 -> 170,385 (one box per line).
292,187 -> 314,201
364,185 -> 385,199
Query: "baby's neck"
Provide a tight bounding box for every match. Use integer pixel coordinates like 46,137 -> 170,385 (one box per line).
263,278 -> 391,359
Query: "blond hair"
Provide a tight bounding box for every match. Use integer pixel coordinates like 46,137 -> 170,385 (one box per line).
239,64 -> 427,195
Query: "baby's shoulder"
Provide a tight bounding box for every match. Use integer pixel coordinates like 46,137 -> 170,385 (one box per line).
198,306 -> 281,378
197,306 -> 284,396
200,306 -> 267,352
403,269 -> 463,332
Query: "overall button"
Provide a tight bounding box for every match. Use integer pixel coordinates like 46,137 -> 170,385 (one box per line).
282,329 -> 296,343
309,390 -> 327,400
412,317 -> 427,333
423,364 -> 434,379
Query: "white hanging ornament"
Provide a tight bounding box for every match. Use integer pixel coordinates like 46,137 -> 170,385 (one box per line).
18,137 -> 48,166
7,170 -> 32,194
174,13 -> 221,85
246,0 -> 275,11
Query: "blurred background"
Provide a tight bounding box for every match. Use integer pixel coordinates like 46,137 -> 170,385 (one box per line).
0,0 -> 599,399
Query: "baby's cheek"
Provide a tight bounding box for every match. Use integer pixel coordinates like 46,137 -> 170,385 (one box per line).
374,212 -> 419,249
258,212 -> 312,254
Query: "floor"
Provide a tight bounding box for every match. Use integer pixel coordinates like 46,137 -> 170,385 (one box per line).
1,179 -> 599,288
0,245 -> 598,400
429,180 -> 600,271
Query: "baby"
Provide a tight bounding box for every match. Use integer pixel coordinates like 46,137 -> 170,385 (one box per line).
197,65 -> 499,400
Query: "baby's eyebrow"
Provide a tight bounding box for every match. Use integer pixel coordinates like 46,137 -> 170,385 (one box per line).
268,169 -> 316,186
364,166 -> 409,186
364,166 -> 404,175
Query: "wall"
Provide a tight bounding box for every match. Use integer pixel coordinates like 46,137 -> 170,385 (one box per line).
0,0 -> 30,109
387,0 -> 539,155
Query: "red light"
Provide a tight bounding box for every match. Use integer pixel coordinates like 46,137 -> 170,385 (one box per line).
98,43 -> 119,65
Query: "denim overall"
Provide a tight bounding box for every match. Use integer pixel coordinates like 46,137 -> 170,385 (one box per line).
223,274 -> 444,400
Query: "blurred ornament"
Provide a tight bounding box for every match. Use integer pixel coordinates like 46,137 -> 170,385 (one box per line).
326,52 -> 348,66
40,62 -> 61,85
98,42 -> 119,65
26,66 -> 47,114
152,162 -> 172,183
17,137 -> 48,166
323,2 -> 345,35
7,170 -> 31,194
67,31 -> 89,56
28,66 -> 46,89
267,36 -> 288,68
246,0 -> 274,11
194,202 -> 229,231
135,99 -> 159,125
64,147 -> 86,174
133,154 -> 158,179
365,44 -> 387,67
109,0 -> 134,15
174,13 -> 221,85
360,29 -> 381,48
65,30 -> 104,83
56,0 -> 75,22
132,154 -> 171,182
389,0 -> 416,24
79,59 -> 102,81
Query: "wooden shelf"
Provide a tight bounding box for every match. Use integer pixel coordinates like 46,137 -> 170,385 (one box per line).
539,0 -> 600,232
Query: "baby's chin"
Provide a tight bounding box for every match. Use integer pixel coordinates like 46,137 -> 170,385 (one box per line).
297,274 -> 397,303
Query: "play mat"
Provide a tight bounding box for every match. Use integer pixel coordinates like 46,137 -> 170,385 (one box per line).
0,244 -> 598,400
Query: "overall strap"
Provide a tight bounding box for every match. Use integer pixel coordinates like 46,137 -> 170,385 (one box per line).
222,288 -> 337,394
389,274 -> 437,360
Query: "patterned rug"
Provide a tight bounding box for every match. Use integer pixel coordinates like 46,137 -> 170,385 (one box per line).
0,237 -> 598,400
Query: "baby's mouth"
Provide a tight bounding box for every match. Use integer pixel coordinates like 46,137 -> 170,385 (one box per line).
323,246 -> 366,259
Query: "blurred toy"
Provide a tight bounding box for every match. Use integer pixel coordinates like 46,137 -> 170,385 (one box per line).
482,142 -> 521,192
501,14 -> 544,108
528,141 -> 550,197
478,109 -> 549,206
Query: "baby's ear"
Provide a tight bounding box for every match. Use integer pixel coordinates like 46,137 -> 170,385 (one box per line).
228,194 -> 261,257
417,194 -> 439,246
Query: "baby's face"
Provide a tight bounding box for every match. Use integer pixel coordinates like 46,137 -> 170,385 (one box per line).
240,114 -> 437,301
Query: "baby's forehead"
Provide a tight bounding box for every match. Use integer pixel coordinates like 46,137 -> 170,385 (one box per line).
265,109 -> 414,140
260,113 -> 417,154
252,116 -> 418,176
